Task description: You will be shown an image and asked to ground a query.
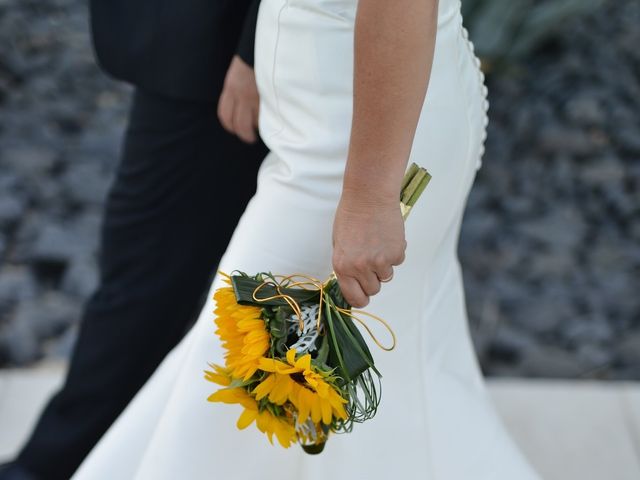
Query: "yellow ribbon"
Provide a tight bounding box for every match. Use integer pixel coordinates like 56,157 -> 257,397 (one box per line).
248,273 -> 396,352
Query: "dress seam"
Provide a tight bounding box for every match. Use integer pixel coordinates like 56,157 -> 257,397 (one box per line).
265,0 -> 289,141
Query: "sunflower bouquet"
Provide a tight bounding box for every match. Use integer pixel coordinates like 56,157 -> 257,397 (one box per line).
205,163 -> 431,453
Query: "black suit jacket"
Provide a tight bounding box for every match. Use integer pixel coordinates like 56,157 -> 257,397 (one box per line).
89,0 -> 260,101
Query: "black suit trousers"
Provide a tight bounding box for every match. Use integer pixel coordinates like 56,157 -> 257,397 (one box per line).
14,88 -> 267,480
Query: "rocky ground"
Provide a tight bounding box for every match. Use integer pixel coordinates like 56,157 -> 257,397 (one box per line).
461,0 -> 640,379
0,0 -> 638,379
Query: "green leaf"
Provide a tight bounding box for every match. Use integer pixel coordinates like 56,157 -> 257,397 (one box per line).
230,275 -> 320,306
324,304 -> 349,381
315,333 -> 330,366
269,306 -> 289,339
324,297 -> 378,382
269,306 -> 290,357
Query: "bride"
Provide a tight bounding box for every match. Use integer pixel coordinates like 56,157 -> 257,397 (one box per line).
73,0 -> 541,478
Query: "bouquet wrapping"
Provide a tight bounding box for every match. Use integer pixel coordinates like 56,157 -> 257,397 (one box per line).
205,163 -> 431,453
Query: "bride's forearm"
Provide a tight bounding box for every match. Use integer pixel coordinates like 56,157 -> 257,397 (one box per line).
342,0 -> 438,205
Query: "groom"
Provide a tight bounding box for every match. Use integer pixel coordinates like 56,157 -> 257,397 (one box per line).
0,1 -> 265,479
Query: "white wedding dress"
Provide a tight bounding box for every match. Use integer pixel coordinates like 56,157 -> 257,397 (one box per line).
73,0 -> 542,478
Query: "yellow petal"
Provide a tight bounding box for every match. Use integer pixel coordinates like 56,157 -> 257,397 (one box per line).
310,394 -> 323,424
208,388 -> 257,410
253,374 -> 276,400
203,369 -> 231,386
295,353 -> 312,372
258,358 -> 290,373
237,319 -> 264,332
321,398 -> 333,425
269,374 -> 293,405
286,348 -> 297,365
241,342 -> 268,356
297,387 -> 311,424
274,421 -> 295,448
237,408 -> 259,430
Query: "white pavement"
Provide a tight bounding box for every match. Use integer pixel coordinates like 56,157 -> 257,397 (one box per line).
1,364 -> 639,479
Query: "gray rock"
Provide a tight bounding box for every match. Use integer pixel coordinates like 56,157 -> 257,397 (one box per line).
461,210 -> 500,238
62,255 -> 98,299
579,157 -> 626,185
0,172 -> 23,192
0,266 -> 38,311
564,96 -> 606,126
576,342 -> 613,371
0,194 -> 26,228
0,290 -> 81,365
32,176 -> 65,206
519,346 -> 585,378
69,211 -> 102,259
12,292 -> 80,338
613,127 -> 640,156
0,314 -> 40,365
562,318 -> 613,345
517,207 -> 586,249
62,162 -> 111,206
616,331 -> 640,367
486,324 -> 536,363
511,287 -> 575,335
30,223 -> 79,266
0,145 -> 57,178
44,324 -> 78,360
528,251 -> 576,278
538,126 -> 594,156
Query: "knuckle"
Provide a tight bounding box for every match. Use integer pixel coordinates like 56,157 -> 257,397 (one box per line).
332,256 -> 347,275
353,257 -> 369,272
392,247 -> 406,265
373,252 -> 388,269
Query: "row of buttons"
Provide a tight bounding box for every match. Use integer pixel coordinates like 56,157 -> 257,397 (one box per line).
458,1 -> 490,169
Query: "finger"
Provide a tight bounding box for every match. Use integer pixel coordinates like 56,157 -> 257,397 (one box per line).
337,274 -> 369,308
217,90 -> 235,134
375,265 -> 394,283
390,246 -> 406,266
233,101 -> 257,144
357,269 -> 382,297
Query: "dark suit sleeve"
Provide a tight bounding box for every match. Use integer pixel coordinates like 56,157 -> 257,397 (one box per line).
236,0 -> 260,67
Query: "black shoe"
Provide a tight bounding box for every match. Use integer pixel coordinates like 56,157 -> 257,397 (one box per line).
0,463 -> 41,480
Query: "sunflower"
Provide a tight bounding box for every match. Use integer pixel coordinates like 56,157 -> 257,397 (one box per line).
213,282 -> 270,381
254,349 -> 348,426
206,377 -> 297,448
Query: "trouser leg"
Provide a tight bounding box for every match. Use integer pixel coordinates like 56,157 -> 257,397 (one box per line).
14,88 -> 267,479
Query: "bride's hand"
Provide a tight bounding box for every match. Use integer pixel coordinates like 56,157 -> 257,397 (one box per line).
332,192 -> 406,308
217,55 -> 260,143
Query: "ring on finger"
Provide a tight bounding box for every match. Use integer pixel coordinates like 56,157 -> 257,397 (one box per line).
377,271 -> 394,283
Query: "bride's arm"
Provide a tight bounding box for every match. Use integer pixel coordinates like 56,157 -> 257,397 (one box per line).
333,0 -> 439,308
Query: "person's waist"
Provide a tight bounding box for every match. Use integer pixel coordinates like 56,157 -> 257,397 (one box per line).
284,0 -> 461,26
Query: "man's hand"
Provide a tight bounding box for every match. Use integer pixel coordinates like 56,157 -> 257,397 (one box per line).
218,55 -> 260,143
